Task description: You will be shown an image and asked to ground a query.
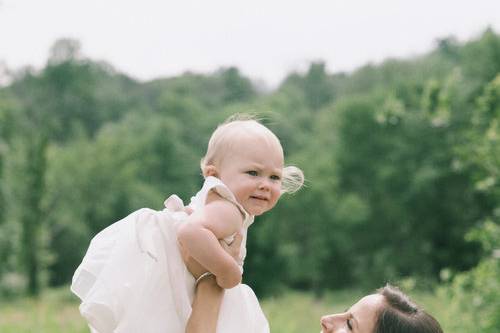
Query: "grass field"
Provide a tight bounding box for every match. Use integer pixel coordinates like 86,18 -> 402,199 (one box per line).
0,287 -> 461,332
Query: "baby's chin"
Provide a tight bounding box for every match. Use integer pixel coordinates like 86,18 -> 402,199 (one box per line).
251,204 -> 277,216
250,209 -> 269,217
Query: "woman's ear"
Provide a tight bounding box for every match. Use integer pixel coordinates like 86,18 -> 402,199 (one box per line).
203,165 -> 218,177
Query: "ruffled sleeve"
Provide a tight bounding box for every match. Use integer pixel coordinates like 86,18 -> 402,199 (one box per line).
188,176 -> 251,226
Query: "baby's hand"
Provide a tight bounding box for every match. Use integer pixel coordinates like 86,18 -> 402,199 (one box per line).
220,233 -> 243,266
184,206 -> 194,215
182,233 -> 243,279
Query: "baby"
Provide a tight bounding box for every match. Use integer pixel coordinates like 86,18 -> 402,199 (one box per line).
71,115 -> 303,333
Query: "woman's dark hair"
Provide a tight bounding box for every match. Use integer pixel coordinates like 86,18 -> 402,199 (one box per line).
374,284 -> 443,333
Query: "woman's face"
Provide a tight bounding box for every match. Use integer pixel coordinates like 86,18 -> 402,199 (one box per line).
320,294 -> 384,333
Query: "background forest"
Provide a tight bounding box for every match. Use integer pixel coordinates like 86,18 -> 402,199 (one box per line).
0,29 -> 499,332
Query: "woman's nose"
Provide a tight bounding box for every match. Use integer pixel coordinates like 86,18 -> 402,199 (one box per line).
320,313 -> 348,332
321,315 -> 335,331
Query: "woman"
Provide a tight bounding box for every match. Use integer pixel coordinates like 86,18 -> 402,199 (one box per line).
320,284 -> 443,333
185,262 -> 442,333
188,278 -> 442,333
184,234 -> 443,333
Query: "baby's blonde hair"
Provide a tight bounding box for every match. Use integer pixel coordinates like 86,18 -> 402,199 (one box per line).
201,114 -> 304,194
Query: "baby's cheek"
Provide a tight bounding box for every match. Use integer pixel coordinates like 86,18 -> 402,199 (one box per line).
273,188 -> 282,201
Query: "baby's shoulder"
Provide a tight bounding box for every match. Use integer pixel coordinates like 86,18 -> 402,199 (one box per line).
197,191 -> 244,236
205,191 -> 242,220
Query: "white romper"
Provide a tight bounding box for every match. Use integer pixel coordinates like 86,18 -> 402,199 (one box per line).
71,176 -> 270,333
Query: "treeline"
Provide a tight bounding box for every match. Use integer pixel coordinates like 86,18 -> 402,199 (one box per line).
0,30 -> 498,314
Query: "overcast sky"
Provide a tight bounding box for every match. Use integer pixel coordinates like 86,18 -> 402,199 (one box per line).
1,0 -> 499,87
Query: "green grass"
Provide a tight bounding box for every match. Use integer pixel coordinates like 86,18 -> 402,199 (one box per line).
0,287 -> 87,333
262,288 -> 462,333
262,289 -> 365,333
0,287 -> 461,333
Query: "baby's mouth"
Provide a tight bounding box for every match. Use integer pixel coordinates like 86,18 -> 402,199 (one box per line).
250,195 -> 268,201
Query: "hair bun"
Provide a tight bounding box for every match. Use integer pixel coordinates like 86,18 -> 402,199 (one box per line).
282,165 -> 305,194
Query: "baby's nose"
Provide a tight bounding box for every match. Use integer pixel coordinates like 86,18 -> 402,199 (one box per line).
258,178 -> 271,189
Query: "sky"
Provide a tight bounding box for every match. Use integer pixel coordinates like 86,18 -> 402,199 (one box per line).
1,0 -> 499,87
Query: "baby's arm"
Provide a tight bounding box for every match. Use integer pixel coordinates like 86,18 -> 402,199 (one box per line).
184,233 -> 242,333
177,192 -> 243,289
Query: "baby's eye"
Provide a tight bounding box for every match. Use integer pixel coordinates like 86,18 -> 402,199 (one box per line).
347,319 -> 353,330
246,170 -> 258,176
270,174 -> 281,181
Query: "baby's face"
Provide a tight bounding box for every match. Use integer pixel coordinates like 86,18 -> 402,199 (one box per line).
215,138 -> 284,216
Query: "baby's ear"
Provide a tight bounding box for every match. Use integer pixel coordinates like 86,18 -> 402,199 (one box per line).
203,165 -> 218,177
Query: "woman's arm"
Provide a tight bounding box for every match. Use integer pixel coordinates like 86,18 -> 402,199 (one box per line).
184,233 -> 243,333
186,275 -> 223,333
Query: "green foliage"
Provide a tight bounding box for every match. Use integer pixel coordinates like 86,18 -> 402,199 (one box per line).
0,30 -> 499,320
279,62 -> 335,111
469,74 -> 500,189
439,221 -> 500,333
434,72 -> 500,333
44,112 -> 199,284
20,133 -> 48,296
462,28 -> 500,88
218,67 -> 256,103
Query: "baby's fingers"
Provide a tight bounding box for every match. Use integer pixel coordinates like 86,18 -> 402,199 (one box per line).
220,233 -> 243,261
231,233 -> 243,248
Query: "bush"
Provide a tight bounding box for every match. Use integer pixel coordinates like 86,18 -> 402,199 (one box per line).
439,220 -> 500,333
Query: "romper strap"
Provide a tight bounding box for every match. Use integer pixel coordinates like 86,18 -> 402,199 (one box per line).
203,176 -> 249,222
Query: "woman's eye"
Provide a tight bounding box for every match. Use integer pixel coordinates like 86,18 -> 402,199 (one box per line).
347,319 -> 353,330
246,170 -> 258,176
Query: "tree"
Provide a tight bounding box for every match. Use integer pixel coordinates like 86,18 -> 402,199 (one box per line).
218,67 -> 256,103
48,38 -> 82,65
6,39 -> 98,295
45,112 -> 199,284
